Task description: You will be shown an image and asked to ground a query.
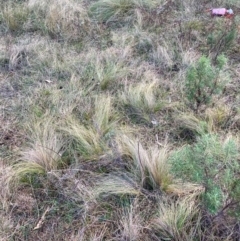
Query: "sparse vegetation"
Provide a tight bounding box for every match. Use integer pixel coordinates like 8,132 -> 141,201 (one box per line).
1,0 -> 240,240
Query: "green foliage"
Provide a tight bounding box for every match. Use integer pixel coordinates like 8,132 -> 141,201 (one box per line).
185,55 -> 227,111
170,134 -> 240,214
207,23 -> 236,60
174,113 -> 209,142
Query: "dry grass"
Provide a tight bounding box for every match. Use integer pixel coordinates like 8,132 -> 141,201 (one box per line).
28,0 -> 90,41
121,81 -> 163,112
1,0 -> 240,240
173,112 -> 208,141
62,95 -> 118,161
7,45 -> 27,71
150,40 -> 174,69
0,162 -> 12,210
0,162 -> 15,240
63,117 -> 107,161
166,181 -> 204,197
117,134 -> 173,191
81,46 -> 132,91
2,2 -> 29,31
0,214 -> 14,241
93,95 -> 118,135
21,118 -> 65,171
90,0 -> 164,24
120,80 -> 165,125
94,174 -> 140,197
152,195 -> 202,241
117,200 -> 143,241
10,118 -> 66,187
205,102 -> 232,131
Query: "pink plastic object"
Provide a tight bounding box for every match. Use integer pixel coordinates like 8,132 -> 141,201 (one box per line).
211,8 -> 226,16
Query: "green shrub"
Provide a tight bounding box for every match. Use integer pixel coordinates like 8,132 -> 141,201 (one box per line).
185,55 -> 228,111
170,134 -> 240,214
207,21 -> 236,61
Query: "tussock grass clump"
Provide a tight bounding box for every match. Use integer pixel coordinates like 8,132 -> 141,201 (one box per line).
22,119 -> 66,171
95,58 -> 128,90
26,74 -> 93,121
117,134 -> 173,191
150,41 -> 174,69
63,95 -> 118,161
12,118 -> 66,184
81,47 -> 132,91
152,196 -> 201,241
205,103 -> 232,131
93,95 -> 118,135
5,44 -> 28,71
181,49 -> 202,67
27,39 -> 76,81
2,2 -> 29,32
133,27 -> 155,55
28,0 -> 90,41
89,0 -> 163,24
63,118 -> 108,161
111,30 -> 135,49
12,162 -> 46,185
173,112 -> 208,141
120,81 -> 164,125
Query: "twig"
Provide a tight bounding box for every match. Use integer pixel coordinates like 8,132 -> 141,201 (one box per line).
33,206 -> 51,230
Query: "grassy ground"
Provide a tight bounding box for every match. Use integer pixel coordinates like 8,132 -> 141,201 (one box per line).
1,0 -> 240,240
